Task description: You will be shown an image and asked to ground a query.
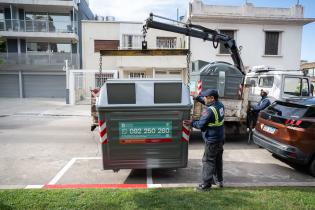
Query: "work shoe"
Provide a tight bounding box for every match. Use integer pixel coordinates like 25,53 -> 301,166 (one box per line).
195,184 -> 211,192
217,181 -> 224,188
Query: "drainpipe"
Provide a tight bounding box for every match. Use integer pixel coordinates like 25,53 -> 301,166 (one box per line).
65,59 -> 70,104
72,7 -> 75,33
18,70 -> 23,98
10,4 -> 13,30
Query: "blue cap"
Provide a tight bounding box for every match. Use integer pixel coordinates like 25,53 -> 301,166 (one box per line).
200,89 -> 219,98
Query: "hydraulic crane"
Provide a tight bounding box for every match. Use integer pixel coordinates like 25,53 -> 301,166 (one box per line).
143,13 -> 245,75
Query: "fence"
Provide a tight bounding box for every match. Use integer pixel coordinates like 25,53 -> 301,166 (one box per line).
69,69 -> 118,105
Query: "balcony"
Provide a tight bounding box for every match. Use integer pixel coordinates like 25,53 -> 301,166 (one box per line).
0,19 -> 78,40
0,19 -> 78,34
0,52 -> 79,70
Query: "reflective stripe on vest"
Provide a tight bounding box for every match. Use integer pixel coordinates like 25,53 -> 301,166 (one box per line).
207,106 -> 224,127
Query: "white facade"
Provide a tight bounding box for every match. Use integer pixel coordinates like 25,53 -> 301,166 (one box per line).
189,1 -> 315,71
81,20 -> 188,80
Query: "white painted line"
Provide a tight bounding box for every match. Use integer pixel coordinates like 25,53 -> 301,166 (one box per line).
75,157 -> 101,160
48,158 -> 77,185
25,185 -> 44,189
47,157 -> 101,185
147,169 -> 153,185
148,184 -> 162,188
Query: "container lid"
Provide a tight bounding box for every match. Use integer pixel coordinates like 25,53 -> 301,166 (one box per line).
96,79 -> 192,108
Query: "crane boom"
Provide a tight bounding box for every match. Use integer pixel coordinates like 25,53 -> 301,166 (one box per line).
144,13 -> 245,75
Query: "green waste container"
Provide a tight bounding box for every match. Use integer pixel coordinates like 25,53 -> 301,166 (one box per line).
96,79 -> 192,170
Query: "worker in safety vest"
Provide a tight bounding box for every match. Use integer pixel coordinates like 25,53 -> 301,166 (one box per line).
184,89 -> 224,192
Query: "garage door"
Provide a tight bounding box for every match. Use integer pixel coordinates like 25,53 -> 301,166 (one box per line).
23,75 -> 66,98
0,74 -> 19,97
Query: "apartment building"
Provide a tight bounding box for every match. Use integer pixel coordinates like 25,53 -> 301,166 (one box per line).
189,0 -> 315,72
82,20 -> 188,81
0,0 -> 94,98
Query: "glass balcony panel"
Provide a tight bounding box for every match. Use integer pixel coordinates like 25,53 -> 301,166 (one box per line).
2,19 -> 77,33
0,53 -> 79,69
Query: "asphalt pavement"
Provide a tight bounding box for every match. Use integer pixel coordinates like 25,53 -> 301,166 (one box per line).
0,98 -> 314,189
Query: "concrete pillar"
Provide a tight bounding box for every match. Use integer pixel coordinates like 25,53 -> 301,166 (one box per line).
152,67 -> 156,78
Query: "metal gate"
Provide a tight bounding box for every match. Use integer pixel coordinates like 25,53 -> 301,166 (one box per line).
69,69 -> 118,105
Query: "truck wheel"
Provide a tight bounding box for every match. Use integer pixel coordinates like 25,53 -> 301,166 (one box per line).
309,157 -> 315,177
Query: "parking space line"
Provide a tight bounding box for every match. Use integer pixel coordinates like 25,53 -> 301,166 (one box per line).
146,169 -> 153,185
25,185 -> 44,189
48,158 -> 77,185
48,157 -> 101,185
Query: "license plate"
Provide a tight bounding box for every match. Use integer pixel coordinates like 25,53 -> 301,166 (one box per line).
262,125 -> 277,134
119,121 -> 172,140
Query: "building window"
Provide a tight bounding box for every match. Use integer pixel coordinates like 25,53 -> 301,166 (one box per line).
219,30 -> 234,54
156,37 -> 177,49
122,35 -> 142,49
25,12 -> 48,32
26,42 -> 49,52
0,10 -> 4,31
265,31 -> 280,55
129,72 -> 145,78
48,14 -> 72,33
258,76 -> 274,88
50,43 -> 71,53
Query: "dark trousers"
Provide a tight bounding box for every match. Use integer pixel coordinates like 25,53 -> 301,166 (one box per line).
247,110 -> 259,129
202,141 -> 224,186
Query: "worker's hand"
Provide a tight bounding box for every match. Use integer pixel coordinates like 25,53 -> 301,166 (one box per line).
183,120 -> 192,126
190,94 -> 198,100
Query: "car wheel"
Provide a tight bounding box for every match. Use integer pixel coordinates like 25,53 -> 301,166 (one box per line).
309,158 -> 315,177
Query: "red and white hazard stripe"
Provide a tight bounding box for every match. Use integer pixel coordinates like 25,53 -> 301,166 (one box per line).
98,121 -> 108,144
197,80 -> 202,95
181,123 -> 190,142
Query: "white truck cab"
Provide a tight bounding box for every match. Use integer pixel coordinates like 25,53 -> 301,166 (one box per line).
245,66 -> 311,106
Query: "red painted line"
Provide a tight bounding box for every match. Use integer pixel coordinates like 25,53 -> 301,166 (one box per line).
44,184 -> 147,189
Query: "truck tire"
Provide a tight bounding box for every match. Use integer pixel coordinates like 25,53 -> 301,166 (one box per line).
309,157 -> 315,177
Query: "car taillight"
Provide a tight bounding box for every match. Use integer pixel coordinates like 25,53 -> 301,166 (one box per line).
295,120 -> 303,126
284,119 -> 309,128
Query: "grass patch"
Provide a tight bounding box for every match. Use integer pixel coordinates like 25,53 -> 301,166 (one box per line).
0,187 -> 314,210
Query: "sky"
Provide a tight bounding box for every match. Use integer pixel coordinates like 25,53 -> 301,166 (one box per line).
89,0 -> 315,62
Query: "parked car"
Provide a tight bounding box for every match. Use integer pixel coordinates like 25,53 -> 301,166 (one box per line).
253,98 -> 315,176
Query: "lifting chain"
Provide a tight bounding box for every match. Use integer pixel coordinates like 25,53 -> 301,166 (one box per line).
142,25 -> 147,41
99,53 -> 102,73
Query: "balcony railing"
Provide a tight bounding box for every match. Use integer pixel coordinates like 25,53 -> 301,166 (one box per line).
0,19 -> 78,34
0,53 -> 79,69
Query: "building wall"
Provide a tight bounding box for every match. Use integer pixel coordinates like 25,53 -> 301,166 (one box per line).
77,0 -> 94,68
190,22 -> 303,70
0,0 -> 94,98
82,21 -> 187,81
189,1 -> 313,71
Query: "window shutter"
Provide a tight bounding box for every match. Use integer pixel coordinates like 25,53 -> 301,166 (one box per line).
94,40 -> 119,52
265,32 -> 279,55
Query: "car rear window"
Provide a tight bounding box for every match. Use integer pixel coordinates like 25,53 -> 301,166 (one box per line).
267,102 -> 307,119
